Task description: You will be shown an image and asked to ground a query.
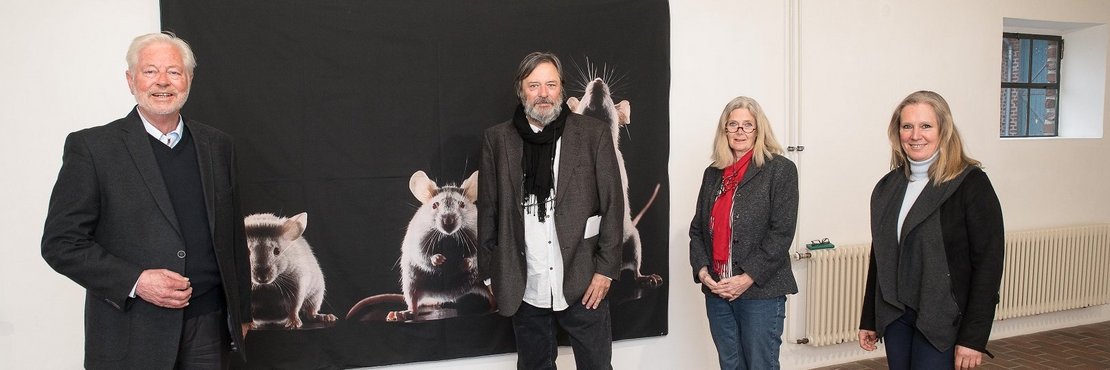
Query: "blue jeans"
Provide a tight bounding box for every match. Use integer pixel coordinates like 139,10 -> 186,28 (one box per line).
705,295 -> 786,370
883,308 -> 955,370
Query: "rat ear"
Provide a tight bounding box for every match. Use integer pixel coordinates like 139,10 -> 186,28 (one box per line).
567,96 -> 581,113
616,100 -> 631,126
461,171 -> 479,202
409,171 -> 438,203
282,212 -> 308,241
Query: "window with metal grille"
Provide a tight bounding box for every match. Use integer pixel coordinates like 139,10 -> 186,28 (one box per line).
1001,33 -> 1063,137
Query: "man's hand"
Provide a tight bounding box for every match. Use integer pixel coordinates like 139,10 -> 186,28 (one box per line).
711,273 -> 753,301
241,323 -> 251,340
858,330 -> 878,351
955,345 -> 983,369
581,273 -> 612,309
135,269 -> 192,308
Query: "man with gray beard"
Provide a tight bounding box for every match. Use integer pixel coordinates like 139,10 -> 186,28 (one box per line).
477,51 -> 624,369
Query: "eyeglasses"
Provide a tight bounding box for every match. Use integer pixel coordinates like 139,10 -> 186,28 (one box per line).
724,121 -> 756,134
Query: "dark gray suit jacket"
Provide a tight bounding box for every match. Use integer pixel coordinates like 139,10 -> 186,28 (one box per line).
689,154 -> 799,299
42,107 -> 251,369
477,113 -> 624,317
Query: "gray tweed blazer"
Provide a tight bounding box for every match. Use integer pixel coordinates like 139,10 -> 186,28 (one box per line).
477,113 -> 624,317
689,154 -> 799,299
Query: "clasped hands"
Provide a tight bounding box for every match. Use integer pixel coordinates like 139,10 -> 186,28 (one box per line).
698,267 -> 753,301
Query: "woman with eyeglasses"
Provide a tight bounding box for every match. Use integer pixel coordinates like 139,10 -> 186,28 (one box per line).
858,91 -> 1004,370
689,96 -> 799,369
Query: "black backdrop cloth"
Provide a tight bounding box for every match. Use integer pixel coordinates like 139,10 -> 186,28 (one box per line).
162,0 -> 670,368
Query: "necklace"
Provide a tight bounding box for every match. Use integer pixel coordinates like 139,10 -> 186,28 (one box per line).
716,167 -> 742,199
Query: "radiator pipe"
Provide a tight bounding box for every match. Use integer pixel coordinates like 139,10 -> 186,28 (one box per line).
793,251 -> 812,260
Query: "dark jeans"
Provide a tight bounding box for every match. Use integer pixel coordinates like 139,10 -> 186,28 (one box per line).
705,295 -> 786,370
883,308 -> 955,370
175,308 -> 231,370
512,300 -> 612,370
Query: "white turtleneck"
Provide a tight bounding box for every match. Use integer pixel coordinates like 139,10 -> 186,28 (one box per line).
897,151 -> 939,241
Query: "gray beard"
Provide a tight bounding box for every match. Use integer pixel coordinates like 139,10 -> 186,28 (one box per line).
524,99 -> 563,126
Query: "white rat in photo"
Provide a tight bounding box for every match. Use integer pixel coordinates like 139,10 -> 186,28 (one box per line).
568,65 -> 663,290
389,170 -> 495,321
245,212 -> 337,329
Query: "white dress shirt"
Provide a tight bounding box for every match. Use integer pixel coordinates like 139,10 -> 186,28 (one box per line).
138,110 -> 184,148
521,125 -> 569,311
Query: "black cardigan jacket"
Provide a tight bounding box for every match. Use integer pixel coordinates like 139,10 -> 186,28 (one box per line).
860,167 -> 1005,355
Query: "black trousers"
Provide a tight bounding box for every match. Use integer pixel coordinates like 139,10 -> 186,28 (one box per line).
512,300 -> 612,370
175,309 -> 231,370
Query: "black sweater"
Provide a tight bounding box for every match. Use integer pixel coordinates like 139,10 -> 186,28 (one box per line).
149,128 -> 224,318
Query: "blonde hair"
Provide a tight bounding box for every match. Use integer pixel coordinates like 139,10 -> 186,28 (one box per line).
887,90 -> 981,184
710,96 -> 784,169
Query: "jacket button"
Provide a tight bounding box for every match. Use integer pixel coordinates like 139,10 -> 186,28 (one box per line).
177,250 -> 187,259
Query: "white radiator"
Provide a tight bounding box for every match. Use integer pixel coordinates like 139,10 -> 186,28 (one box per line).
800,224 -> 1110,347
996,224 -> 1110,319
802,244 -> 870,346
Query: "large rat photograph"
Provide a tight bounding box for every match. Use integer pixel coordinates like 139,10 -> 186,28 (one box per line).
164,0 -> 670,367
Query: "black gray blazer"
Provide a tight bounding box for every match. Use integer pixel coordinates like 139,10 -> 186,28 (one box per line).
689,154 -> 799,299
42,107 -> 251,369
477,113 -> 624,317
860,166 -> 1004,355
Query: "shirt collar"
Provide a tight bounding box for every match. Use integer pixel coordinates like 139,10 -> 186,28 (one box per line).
137,109 -> 185,147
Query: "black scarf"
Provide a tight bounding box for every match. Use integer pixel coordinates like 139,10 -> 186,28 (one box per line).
513,103 -> 569,222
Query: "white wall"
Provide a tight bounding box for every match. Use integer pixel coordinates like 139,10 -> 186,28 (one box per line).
2,1 -> 1109,369
0,1 -> 161,369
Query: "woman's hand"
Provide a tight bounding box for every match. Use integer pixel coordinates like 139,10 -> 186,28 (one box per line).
711,273 -> 753,301
698,267 -> 719,290
955,345 -> 983,369
858,330 -> 878,351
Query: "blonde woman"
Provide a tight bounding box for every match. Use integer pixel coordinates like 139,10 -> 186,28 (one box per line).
859,90 -> 1005,370
689,96 -> 798,369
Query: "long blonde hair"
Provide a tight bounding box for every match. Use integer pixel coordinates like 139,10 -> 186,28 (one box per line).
711,96 -> 784,169
887,90 -> 981,184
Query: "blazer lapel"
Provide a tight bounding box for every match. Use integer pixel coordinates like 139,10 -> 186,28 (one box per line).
121,109 -> 183,237
899,168 -> 973,242
501,125 -> 528,250
188,120 -> 218,237
504,126 -> 524,219
875,176 -> 908,245
555,119 -> 581,204
735,157 -> 763,191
